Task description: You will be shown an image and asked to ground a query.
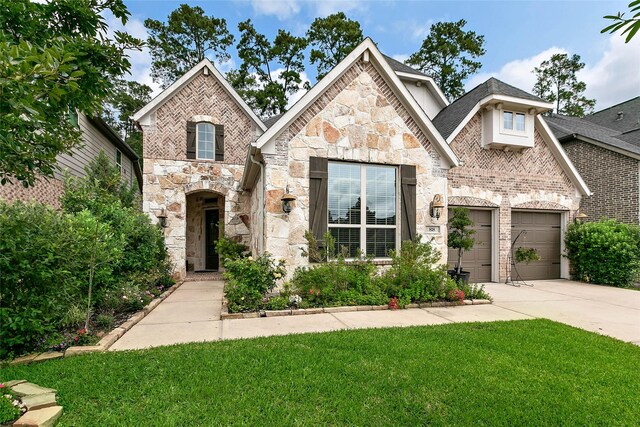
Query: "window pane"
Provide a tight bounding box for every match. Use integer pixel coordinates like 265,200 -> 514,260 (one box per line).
503,111 -> 513,129
328,163 -> 361,225
197,123 -> 214,159
366,228 -> 395,258
366,165 -> 396,225
330,228 -> 361,258
515,113 -> 525,131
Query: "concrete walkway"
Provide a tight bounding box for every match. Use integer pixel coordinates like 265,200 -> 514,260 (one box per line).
110,279 -> 640,351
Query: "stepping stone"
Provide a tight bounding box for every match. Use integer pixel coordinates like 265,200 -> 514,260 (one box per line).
14,405 -> 63,427
6,379 -> 27,387
11,383 -> 56,397
32,352 -> 64,363
21,392 -> 57,411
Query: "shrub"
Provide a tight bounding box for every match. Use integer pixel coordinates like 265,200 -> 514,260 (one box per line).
216,232 -> 248,267
0,388 -> 21,424
565,220 -> 640,287
223,254 -> 286,312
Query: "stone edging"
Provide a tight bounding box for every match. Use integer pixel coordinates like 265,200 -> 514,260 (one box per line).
7,281 -> 184,366
221,299 -> 493,319
3,380 -> 63,426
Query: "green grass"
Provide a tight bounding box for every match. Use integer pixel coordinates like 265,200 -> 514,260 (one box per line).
2,319 -> 639,426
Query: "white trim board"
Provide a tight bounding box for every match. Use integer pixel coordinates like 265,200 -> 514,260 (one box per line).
132,58 -> 267,133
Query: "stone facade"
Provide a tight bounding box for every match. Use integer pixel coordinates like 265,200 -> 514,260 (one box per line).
448,113 -> 582,281
141,70 -> 260,277
563,140 -> 639,224
0,177 -> 64,209
260,60 -> 450,272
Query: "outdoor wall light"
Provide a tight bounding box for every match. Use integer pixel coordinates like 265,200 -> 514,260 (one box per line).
157,209 -> 168,228
575,210 -> 588,222
430,194 -> 445,220
281,186 -> 297,214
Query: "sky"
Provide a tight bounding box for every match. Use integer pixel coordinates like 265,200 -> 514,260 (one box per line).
112,0 -> 640,110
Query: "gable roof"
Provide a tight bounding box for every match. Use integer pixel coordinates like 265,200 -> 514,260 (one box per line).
432,77 -> 549,141
132,58 -> 267,133
262,113 -> 284,129
382,55 -> 430,78
584,96 -> 640,134
252,38 -> 458,167
546,113 -> 640,158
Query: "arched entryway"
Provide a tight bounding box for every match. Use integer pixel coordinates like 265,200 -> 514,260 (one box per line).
186,191 -> 225,272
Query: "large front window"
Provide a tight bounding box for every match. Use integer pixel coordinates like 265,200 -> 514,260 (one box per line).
197,122 -> 215,160
328,162 -> 397,258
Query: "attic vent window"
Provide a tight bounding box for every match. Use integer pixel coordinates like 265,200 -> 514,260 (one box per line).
616,111 -> 624,120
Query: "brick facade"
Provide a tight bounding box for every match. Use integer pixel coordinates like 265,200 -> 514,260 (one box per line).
141,70 -> 260,277
562,140 -> 639,224
448,113 -> 582,281
0,177 -> 64,209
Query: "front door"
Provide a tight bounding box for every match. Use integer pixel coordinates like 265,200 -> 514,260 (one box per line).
205,209 -> 219,271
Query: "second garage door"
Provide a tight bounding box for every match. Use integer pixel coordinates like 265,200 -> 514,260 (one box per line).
511,211 -> 562,280
448,209 -> 492,283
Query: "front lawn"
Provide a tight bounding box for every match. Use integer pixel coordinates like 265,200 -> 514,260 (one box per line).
1,319 -> 639,426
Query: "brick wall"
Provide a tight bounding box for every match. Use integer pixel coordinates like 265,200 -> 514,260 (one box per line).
0,177 -> 64,209
448,113 -> 582,281
563,140 -> 639,224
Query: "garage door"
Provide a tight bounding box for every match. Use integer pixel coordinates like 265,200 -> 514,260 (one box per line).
511,211 -> 561,280
448,209 -> 492,283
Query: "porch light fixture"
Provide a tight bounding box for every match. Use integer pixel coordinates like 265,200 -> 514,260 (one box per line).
157,209 -> 168,228
281,186 -> 297,214
430,194 -> 445,220
575,210 -> 588,222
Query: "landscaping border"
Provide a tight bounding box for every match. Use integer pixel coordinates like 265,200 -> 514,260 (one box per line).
220,299 -> 493,319
6,281 -> 184,366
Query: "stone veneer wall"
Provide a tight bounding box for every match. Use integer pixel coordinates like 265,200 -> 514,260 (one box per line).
141,70 -> 258,277
0,177 -> 64,209
261,59 -> 450,272
448,113 -> 582,281
563,140 -> 639,224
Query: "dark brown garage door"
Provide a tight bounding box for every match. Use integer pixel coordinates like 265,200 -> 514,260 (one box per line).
511,211 -> 561,280
448,209 -> 492,283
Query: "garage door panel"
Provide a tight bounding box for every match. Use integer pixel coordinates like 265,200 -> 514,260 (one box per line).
448,209 -> 492,283
511,211 -> 562,280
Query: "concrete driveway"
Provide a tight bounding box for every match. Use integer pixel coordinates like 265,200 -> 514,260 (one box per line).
485,280 -> 640,345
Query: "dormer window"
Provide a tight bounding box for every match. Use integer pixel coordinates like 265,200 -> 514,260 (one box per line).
197,123 -> 215,160
503,111 -> 526,132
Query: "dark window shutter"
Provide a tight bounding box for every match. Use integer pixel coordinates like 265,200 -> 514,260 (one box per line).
309,157 -> 328,244
400,164 -> 417,242
186,121 -> 196,159
215,124 -> 224,162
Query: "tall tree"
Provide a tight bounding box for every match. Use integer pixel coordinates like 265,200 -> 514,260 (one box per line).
532,53 -> 596,117
229,19 -> 308,117
307,12 -> 363,80
602,0 -> 640,42
103,79 -> 153,156
0,0 -> 143,187
145,4 -> 235,88
406,19 -> 485,101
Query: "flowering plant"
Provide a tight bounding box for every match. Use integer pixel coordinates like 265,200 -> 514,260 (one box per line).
448,289 -> 465,304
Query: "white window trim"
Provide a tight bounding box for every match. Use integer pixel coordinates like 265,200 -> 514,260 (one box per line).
115,148 -> 123,174
327,162 -> 399,260
196,122 -> 216,161
501,110 -> 526,134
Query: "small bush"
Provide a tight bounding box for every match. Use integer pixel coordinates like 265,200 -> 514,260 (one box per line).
223,254 -> 286,312
0,388 -> 21,424
216,232 -> 248,267
565,220 -> 640,287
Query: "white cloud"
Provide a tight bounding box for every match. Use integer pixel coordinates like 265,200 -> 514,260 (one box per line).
391,53 -> 409,63
313,0 -> 365,17
465,35 -> 640,110
465,46 -> 567,94
250,0 -> 301,20
580,35 -> 640,110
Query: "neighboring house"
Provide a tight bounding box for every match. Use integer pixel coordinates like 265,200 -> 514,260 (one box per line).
546,97 -> 640,224
133,38 -> 590,283
0,113 -> 142,209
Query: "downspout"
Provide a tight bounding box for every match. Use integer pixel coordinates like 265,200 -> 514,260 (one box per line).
249,152 -> 265,255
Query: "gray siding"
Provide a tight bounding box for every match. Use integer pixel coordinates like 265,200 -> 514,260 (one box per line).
55,113 -> 135,187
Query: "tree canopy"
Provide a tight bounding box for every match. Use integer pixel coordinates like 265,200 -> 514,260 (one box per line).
406,19 -> 485,101
228,19 -> 309,117
0,0 -> 143,187
145,4 -> 235,88
532,53 -> 596,117
602,0 -> 640,42
307,12 -> 364,80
